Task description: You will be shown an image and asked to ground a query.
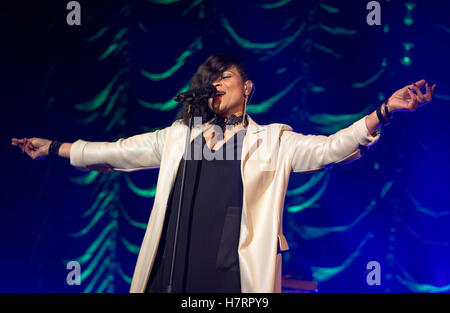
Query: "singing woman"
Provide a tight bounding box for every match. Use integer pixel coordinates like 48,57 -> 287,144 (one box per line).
11,54 -> 436,293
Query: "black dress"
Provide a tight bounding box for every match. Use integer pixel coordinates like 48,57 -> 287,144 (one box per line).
146,128 -> 247,293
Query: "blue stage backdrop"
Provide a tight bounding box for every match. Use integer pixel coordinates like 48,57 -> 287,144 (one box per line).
1,0 -> 449,292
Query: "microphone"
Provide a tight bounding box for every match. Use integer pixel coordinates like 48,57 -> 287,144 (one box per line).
174,85 -> 217,103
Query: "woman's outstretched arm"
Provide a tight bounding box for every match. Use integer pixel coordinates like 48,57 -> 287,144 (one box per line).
282,79 -> 436,173
11,122 -> 174,172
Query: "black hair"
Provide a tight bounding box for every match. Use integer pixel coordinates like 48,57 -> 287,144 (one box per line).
174,53 -> 249,125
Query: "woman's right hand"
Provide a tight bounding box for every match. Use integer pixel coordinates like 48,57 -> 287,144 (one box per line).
11,137 -> 52,160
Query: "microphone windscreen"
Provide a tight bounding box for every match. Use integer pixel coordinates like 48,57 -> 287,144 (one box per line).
204,85 -> 217,97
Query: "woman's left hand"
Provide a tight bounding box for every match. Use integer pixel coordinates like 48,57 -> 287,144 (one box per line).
387,79 -> 437,113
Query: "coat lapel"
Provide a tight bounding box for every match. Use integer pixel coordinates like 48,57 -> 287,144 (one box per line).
240,114 -> 267,180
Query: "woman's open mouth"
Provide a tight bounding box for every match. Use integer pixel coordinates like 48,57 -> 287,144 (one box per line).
214,91 -> 226,99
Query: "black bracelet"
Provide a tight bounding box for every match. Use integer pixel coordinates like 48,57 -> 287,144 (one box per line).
376,100 -> 393,126
376,104 -> 387,124
48,140 -> 62,157
384,99 -> 393,124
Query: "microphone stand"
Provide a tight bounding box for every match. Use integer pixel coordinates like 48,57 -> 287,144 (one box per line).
167,103 -> 193,293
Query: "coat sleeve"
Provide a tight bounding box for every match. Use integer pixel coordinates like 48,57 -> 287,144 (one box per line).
70,124 -> 172,172
280,116 -> 381,173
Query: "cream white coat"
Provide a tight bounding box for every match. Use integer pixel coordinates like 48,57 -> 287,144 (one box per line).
70,114 -> 380,293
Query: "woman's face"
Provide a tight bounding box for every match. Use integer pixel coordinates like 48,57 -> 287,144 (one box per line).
209,65 -> 247,117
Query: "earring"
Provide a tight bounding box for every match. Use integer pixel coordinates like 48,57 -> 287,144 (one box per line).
243,96 -> 249,127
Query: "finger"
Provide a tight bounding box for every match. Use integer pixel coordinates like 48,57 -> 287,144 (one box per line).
27,140 -> 35,150
407,88 -> 419,110
425,82 -> 431,96
420,83 -> 437,106
19,138 -> 28,149
27,141 -> 35,151
11,137 -> 25,148
11,140 -> 22,147
425,81 -> 430,91
407,88 -> 416,101
27,139 -> 36,150
411,86 -> 425,102
411,79 -> 426,88
421,82 -> 433,105
13,138 -> 26,144
25,142 -> 35,156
